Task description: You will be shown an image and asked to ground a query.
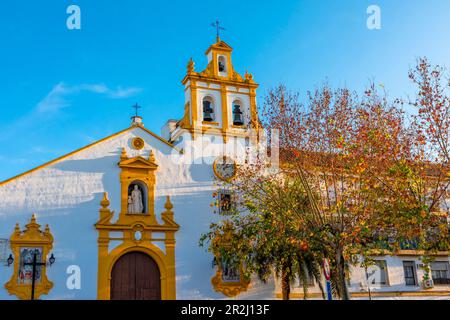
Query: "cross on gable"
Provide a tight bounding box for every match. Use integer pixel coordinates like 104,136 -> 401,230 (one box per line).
132,103 -> 141,117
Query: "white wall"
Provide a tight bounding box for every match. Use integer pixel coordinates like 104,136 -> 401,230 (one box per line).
0,126 -> 274,300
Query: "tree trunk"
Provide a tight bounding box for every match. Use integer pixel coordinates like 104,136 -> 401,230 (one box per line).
281,268 -> 291,300
317,277 -> 326,300
336,249 -> 350,300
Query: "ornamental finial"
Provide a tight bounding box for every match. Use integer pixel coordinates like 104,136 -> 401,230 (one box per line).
164,196 -> 173,211
187,58 -> 195,74
245,71 -> 254,83
100,192 -> 110,209
149,149 -> 156,163
26,213 -> 40,230
121,148 -> 128,160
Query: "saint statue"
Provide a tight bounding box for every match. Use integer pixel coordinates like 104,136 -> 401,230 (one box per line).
127,196 -> 133,214
129,185 -> 144,214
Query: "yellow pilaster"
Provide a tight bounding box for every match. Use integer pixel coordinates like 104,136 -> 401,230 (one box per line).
221,85 -> 229,143
97,233 -> 110,300
190,81 -> 198,140
249,87 -> 258,130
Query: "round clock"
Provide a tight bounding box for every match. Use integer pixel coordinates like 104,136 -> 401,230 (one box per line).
213,156 -> 237,181
131,137 -> 145,150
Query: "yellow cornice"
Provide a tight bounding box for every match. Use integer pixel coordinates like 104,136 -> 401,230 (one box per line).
183,127 -> 252,138
0,126 -> 181,187
181,74 -> 259,89
205,40 -> 233,55
118,156 -> 158,170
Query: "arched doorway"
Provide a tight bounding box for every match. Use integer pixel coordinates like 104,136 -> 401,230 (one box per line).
110,251 -> 161,300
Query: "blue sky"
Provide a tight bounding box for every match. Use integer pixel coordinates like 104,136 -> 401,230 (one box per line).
1,0 -> 450,181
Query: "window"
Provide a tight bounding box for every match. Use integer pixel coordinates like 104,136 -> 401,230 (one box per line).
220,256 -> 240,282
431,262 -> 450,285
203,97 -> 215,122
402,261 -> 418,286
218,56 -> 226,73
368,260 -> 389,286
232,102 -> 244,126
218,190 -> 233,214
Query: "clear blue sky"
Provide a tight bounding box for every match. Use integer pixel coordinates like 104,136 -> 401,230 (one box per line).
1,0 -> 450,181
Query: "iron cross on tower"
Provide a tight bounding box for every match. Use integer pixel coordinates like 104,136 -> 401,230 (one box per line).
211,20 -> 225,41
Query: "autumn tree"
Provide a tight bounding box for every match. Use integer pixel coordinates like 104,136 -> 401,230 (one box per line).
409,57 -> 450,164
201,59 -> 449,300
200,164 -> 326,300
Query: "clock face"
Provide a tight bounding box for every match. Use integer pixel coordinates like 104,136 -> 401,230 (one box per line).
213,156 -> 237,181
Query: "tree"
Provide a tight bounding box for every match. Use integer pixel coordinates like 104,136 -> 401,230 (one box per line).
201,59 -> 449,300
200,166 -> 326,300
409,57 -> 450,163
353,82 -> 449,256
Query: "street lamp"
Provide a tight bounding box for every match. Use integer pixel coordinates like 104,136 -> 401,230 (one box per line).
48,253 -> 55,266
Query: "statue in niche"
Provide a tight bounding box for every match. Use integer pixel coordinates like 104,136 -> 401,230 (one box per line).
127,196 -> 133,214
129,185 -> 144,214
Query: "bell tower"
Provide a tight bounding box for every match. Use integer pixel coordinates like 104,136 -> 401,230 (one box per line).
166,38 -> 259,144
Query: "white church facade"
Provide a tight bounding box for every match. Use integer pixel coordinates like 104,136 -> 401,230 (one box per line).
0,38 -> 448,300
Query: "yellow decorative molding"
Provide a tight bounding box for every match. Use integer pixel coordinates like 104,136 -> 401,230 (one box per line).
120,147 -> 128,161
249,88 -> 259,130
184,127 -> 252,139
131,137 -> 145,150
210,224 -> 250,297
221,85 -> 229,143
4,214 -> 54,300
118,153 -> 158,223
202,121 -> 220,126
213,156 -> 237,182
211,262 -> 250,298
190,81 -> 198,137
187,57 -> 195,74
95,150 -> 179,300
180,102 -> 191,129
180,39 -> 259,141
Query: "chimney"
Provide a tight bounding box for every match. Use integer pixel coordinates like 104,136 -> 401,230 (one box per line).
161,119 -> 178,141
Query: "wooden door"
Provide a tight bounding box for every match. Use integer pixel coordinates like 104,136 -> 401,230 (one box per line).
110,251 -> 161,300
